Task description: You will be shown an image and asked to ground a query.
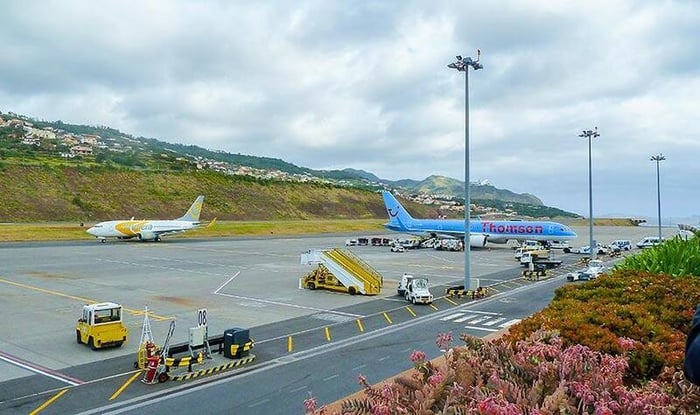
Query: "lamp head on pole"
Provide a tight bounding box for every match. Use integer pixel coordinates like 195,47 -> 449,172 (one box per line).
579,127 -> 601,139
448,49 -> 483,72
650,154 -> 666,162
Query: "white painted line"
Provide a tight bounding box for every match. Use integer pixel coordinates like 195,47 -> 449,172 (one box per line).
467,310 -> 500,315
213,272 -> 241,294
377,356 -> 390,362
214,292 -> 363,317
352,364 -> 366,371
463,325 -> 498,332
465,316 -> 491,324
323,374 -> 339,381
454,314 -> 479,323
482,317 -> 506,326
288,385 -> 307,393
439,313 -> 464,321
0,351 -> 83,386
247,398 -> 270,408
499,319 -> 521,328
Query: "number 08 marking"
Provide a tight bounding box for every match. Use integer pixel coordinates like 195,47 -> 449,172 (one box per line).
198,309 -> 207,326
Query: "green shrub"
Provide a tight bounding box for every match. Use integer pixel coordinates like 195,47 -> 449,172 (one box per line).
615,236 -> 700,277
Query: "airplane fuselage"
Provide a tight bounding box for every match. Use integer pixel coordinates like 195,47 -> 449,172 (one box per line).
381,191 -> 576,244
384,218 -> 574,243
87,220 -> 199,240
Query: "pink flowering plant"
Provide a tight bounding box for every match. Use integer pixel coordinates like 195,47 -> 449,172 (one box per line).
305,330 -> 699,414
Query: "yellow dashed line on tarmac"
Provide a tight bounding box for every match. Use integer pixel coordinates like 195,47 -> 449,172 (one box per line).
443,297 -> 458,306
324,327 -> 331,341
383,312 -> 393,324
287,336 -> 293,352
356,319 -> 364,332
0,277 -> 172,321
109,371 -> 141,401
405,307 -> 416,317
29,388 -> 67,415
429,304 -> 439,311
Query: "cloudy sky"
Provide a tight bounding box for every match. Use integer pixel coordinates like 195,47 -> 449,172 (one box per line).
1,1 -> 698,220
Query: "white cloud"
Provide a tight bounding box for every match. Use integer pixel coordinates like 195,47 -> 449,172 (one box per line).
0,0 -> 698,219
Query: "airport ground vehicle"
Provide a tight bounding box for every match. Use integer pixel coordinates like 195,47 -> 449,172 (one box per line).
520,249 -> 562,269
345,239 -> 358,246
76,302 -> 128,350
608,239 -> 632,252
548,240 -> 570,250
564,243 -> 608,255
390,244 -> 405,253
567,259 -> 607,281
637,236 -> 663,249
397,274 -> 433,305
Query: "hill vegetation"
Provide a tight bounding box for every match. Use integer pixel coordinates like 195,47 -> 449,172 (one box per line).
0,164 -> 441,222
0,110 -> 580,220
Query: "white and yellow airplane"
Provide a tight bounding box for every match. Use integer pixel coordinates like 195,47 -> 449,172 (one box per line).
86,195 -> 213,243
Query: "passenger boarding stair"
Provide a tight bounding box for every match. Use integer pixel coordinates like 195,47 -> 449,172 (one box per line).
300,248 -> 383,295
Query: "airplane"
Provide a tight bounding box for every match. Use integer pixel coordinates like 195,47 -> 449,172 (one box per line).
86,195 -> 213,243
381,191 -> 577,247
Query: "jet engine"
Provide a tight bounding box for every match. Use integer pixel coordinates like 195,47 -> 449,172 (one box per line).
137,231 -> 158,241
469,234 -> 487,247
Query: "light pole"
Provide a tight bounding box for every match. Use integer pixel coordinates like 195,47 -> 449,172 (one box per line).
448,51 -> 482,291
579,127 -> 600,261
651,154 -> 665,242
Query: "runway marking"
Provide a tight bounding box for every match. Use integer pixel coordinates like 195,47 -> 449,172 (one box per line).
443,297 -> 458,306
29,388 -> 67,415
287,336 -> 293,353
454,314 -> 480,323
109,371 -> 141,401
289,385 -> 307,393
356,319 -> 364,332
324,327 -> 331,342
482,317 -> 506,326
248,398 -> 270,408
499,319 -> 521,328
383,312 -> 393,324
0,277 -> 172,321
463,325 -> 498,332
429,304 -> 438,311
440,312 -> 464,321
405,307 -> 416,317
0,350 -> 84,386
213,291 -> 362,317
213,272 -> 241,293
323,374 -> 339,381
464,316 -> 491,324
352,364 -> 366,371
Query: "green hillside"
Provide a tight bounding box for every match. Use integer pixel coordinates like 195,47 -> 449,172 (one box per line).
0,164 -> 438,222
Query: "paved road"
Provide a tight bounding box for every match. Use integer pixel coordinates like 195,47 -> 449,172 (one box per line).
0,225 -> 678,414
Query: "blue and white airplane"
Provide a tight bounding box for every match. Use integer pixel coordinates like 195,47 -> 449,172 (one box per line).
381,191 -> 577,247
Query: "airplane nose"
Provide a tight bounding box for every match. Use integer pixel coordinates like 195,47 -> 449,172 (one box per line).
87,227 -> 97,236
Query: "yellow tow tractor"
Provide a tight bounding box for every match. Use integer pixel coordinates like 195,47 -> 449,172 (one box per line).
76,302 -> 128,350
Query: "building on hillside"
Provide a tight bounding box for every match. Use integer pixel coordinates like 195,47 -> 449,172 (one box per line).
24,127 -> 56,140
63,135 -> 80,146
81,135 -> 100,146
70,145 -> 93,155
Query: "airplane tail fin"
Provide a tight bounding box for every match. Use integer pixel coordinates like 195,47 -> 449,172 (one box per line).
177,195 -> 205,222
381,191 -> 414,231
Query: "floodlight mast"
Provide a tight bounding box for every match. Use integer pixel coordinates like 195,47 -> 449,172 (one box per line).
447,50 -> 483,292
578,127 -> 600,261
650,153 -> 666,241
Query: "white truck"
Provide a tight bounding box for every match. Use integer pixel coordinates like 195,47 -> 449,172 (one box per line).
397,273 -> 434,305
567,259 -> 607,281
